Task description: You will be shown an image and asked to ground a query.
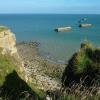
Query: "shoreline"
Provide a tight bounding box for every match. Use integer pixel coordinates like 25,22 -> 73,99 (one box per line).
16,41 -> 65,91
17,41 -> 67,65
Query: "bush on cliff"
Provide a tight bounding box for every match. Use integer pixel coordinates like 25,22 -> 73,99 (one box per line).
62,42 -> 100,87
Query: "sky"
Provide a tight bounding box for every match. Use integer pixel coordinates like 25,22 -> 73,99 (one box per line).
0,0 -> 100,14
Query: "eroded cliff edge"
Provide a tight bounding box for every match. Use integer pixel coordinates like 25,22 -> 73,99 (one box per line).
0,26 -> 64,99
0,26 -> 17,55
0,26 -> 45,99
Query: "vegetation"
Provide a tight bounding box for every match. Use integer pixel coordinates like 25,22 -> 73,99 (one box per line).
0,52 -> 45,100
0,53 -> 15,86
62,41 -> 100,86
0,41 -> 100,100
47,85 -> 100,100
0,26 -> 8,32
59,41 -> 100,100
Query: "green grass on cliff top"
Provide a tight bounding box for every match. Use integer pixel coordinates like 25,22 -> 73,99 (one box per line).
0,26 -> 9,32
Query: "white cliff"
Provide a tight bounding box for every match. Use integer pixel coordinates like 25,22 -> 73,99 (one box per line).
0,26 -> 17,55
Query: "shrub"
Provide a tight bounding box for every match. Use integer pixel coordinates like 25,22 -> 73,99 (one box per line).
62,42 -> 100,87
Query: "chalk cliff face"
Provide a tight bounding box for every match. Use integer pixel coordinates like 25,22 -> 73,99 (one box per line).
0,26 -> 32,83
0,26 -> 17,55
0,26 -> 44,99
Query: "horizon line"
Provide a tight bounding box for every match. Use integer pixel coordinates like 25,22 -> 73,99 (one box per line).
0,13 -> 100,15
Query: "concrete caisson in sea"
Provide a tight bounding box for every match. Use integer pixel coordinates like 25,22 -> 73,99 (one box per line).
54,27 -> 72,32
79,24 -> 92,28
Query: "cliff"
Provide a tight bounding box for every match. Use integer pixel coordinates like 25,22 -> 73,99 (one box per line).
0,26 -> 17,55
0,26 -> 45,99
62,41 -> 100,86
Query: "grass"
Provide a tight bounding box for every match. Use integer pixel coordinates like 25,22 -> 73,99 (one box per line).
58,41 -> 100,100
0,54 -> 15,86
0,26 -> 8,32
62,41 -> 100,86
0,52 -> 45,100
45,79 -> 100,100
0,41 -> 100,100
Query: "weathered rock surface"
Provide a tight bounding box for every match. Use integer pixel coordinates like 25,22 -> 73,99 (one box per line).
0,26 -> 65,99
17,42 -> 65,91
0,26 -> 17,55
0,26 -> 45,99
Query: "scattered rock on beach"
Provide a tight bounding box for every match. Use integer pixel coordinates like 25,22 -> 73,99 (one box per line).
17,42 -> 65,91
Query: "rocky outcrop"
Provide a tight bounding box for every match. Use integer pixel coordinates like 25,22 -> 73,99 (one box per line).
0,26 -> 45,99
62,42 -> 100,87
0,26 -> 17,55
0,26 -> 66,99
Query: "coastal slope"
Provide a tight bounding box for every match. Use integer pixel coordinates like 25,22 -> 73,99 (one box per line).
0,26 -> 65,99
0,26 -> 45,99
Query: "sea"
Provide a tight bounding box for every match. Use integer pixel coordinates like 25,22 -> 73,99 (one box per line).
0,14 -> 100,64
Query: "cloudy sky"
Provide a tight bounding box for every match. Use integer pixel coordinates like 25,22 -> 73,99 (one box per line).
0,0 -> 100,14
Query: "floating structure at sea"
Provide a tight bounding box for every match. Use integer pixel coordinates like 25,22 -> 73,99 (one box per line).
54,27 -> 72,32
78,18 -> 92,28
79,24 -> 92,28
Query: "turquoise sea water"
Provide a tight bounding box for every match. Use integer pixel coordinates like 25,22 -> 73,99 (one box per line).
0,14 -> 100,63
